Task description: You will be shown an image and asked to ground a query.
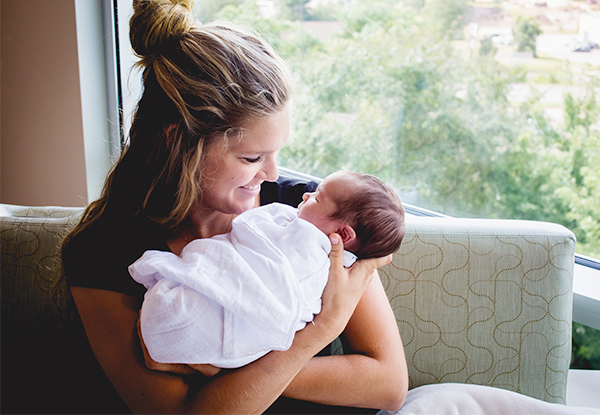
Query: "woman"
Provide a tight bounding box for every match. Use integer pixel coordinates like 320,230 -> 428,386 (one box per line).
61,0 -> 408,413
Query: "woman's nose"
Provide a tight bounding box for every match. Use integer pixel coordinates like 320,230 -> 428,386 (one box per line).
261,154 -> 279,182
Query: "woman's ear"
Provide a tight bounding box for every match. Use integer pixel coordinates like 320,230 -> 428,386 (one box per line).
337,224 -> 357,245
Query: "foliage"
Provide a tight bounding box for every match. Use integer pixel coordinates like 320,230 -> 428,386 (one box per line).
192,0 -> 245,21
479,36 -> 497,56
572,323 -> 600,369
513,16 -> 542,56
215,1 -> 319,59
422,0 -> 469,40
334,0 -> 409,38
282,1 -> 529,217
212,0 -> 600,260
279,0 -> 312,20
308,1 -> 340,21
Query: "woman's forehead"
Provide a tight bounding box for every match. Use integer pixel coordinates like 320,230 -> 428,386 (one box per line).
226,106 -> 291,153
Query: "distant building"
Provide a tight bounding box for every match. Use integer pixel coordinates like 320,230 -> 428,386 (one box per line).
579,14 -> 600,43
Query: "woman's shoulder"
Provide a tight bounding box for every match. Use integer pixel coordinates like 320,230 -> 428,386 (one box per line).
260,175 -> 319,207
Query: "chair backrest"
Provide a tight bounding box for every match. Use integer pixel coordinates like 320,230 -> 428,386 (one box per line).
378,216 -> 576,404
1,204 -> 130,414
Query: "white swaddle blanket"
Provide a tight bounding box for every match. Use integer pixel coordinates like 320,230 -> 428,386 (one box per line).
129,203 -> 332,368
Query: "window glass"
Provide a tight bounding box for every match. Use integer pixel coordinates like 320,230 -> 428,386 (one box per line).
114,0 -> 599,371
189,0 -> 600,260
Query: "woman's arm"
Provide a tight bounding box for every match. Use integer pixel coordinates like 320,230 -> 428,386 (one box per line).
282,269 -> 409,412
73,286 -> 340,414
71,234 -> 380,414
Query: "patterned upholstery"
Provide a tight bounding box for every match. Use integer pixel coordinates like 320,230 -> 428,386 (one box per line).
1,204 -> 86,413
379,216 -> 575,404
1,204 -> 84,346
1,204 -> 83,341
0,204 -> 575,410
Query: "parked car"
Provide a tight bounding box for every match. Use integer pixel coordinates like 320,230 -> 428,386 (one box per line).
567,39 -> 598,53
491,34 -> 514,45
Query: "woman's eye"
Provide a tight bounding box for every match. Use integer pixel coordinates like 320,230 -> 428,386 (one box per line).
244,156 -> 262,163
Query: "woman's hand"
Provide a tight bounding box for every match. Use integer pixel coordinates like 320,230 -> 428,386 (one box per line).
282,235 -> 407,411
316,233 -> 393,336
137,313 -> 222,377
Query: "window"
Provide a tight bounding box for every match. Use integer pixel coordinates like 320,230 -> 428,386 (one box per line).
183,0 -> 600,262
114,0 -> 600,368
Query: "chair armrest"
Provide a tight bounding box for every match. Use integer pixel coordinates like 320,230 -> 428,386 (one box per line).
379,216 -> 576,404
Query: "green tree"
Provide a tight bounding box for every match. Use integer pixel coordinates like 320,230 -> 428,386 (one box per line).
192,0 -> 244,21
282,5 -> 527,217
526,80 -> 600,258
216,0 -> 320,59
423,0 -> 469,39
220,0 -> 600,259
279,0 -> 312,21
479,36 -> 497,57
572,323 -> 600,369
335,0 -> 407,38
513,16 -> 542,56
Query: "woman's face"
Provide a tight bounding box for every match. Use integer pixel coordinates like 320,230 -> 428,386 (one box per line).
200,104 -> 291,215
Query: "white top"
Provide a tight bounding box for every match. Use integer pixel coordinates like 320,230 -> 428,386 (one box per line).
129,203 -> 353,368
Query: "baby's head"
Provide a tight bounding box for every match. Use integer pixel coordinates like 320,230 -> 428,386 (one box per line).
297,171 -> 405,259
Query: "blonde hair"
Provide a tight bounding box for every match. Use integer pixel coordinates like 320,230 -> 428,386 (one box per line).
62,0 -> 292,254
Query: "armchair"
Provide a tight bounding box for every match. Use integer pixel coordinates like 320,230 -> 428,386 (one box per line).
378,215 -> 575,404
1,201 -> 577,413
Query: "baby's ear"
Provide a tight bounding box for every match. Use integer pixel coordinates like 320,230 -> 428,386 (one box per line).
337,224 -> 357,245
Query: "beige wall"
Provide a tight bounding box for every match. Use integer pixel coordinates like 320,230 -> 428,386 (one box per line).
1,0 -> 89,207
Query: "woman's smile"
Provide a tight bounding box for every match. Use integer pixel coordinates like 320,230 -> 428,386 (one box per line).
199,104 -> 291,215
241,184 -> 261,192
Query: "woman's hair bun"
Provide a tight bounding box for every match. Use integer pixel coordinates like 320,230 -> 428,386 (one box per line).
130,0 -> 196,57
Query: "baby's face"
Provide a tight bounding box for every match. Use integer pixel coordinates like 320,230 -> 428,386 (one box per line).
297,172 -> 355,234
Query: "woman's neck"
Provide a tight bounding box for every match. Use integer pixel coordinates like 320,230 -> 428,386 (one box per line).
166,210 -> 234,255
167,194 -> 260,255
187,209 -> 235,240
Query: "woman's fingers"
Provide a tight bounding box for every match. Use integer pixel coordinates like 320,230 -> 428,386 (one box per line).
327,233 -> 344,267
350,253 -> 393,276
322,237 -> 394,330
318,233 -> 373,333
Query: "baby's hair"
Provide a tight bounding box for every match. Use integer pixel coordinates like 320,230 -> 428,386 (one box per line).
330,172 -> 405,259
